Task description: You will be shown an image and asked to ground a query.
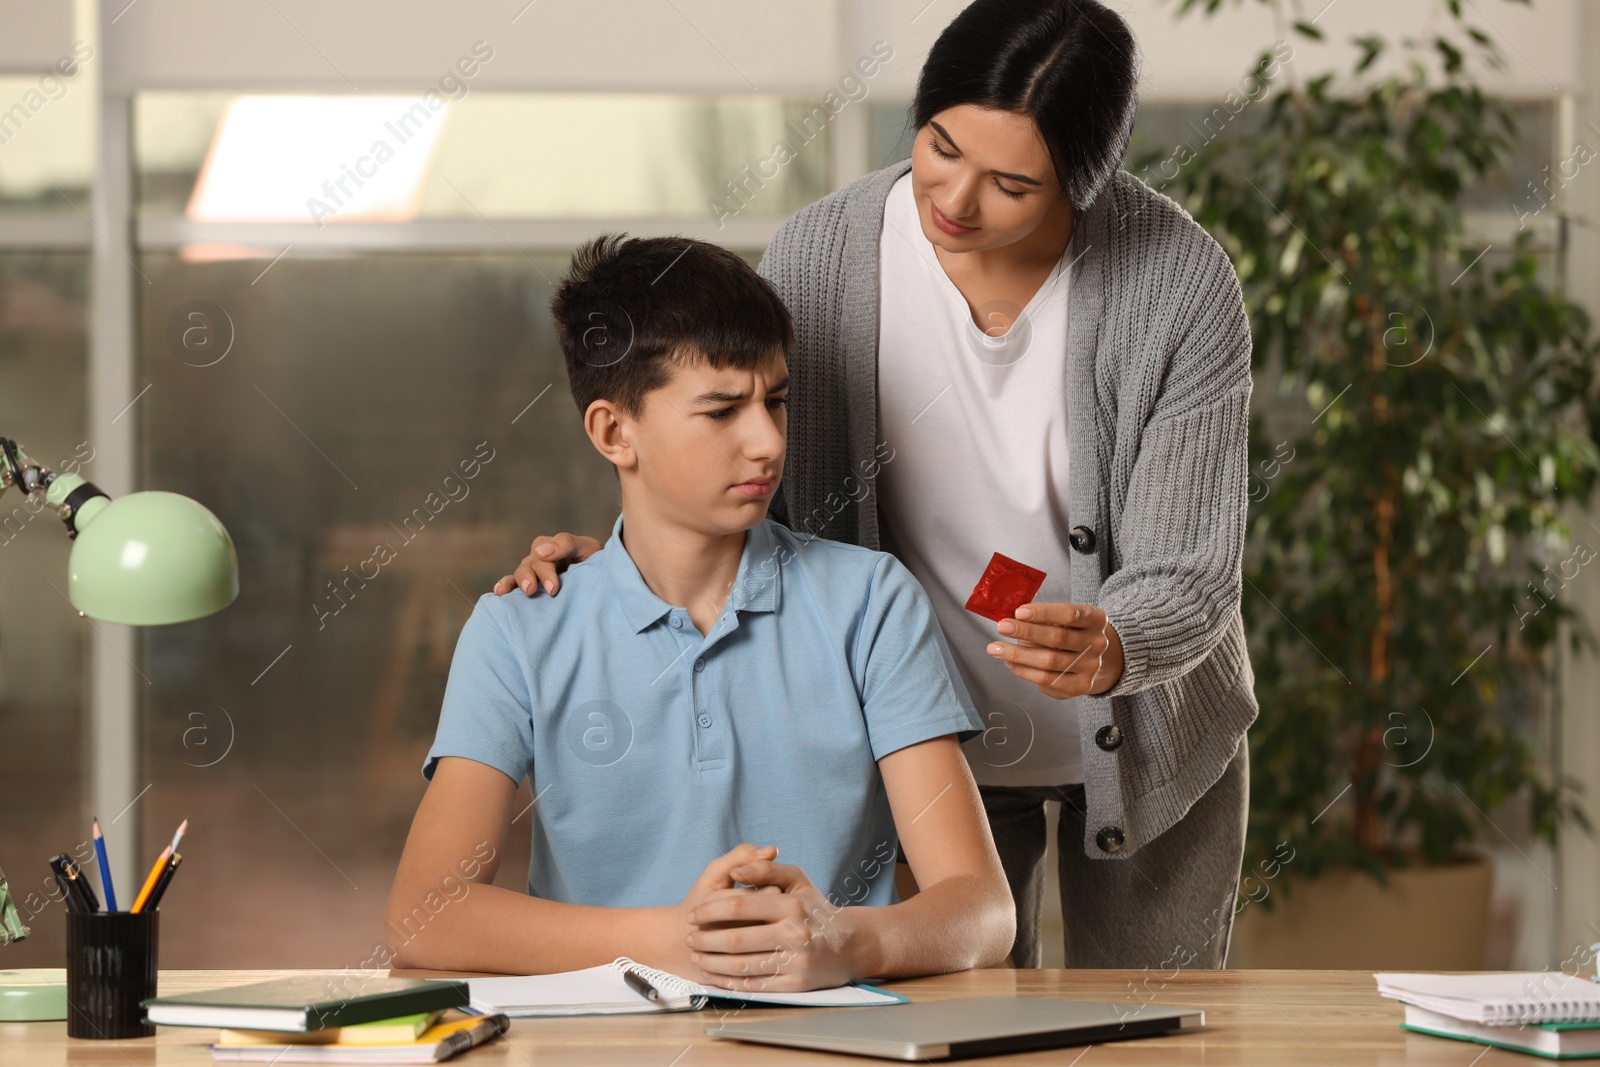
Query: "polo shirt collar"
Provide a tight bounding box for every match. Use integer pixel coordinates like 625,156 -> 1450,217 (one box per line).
602,513 -> 783,634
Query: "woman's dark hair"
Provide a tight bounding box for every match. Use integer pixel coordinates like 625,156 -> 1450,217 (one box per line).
551,233 -> 793,418
910,0 -> 1141,212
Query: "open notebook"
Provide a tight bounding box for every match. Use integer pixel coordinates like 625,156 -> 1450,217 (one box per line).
465,957 -> 910,1017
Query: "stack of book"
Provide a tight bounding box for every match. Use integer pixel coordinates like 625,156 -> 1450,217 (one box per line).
1376,971 -> 1600,1060
141,975 -> 509,1063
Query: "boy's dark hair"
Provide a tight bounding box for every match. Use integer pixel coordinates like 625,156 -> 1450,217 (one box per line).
551,233 -> 794,418
909,0 -> 1141,213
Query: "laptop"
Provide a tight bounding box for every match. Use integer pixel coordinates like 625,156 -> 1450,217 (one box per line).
706,995 -> 1202,1061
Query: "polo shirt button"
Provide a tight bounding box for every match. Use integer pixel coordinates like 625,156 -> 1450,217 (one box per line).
693,657 -> 706,672
1095,724 -> 1123,751
669,615 -> 682,629
698,714 -> 712,728
1069,525 -> 1096,553
1095,825 -> 1125,853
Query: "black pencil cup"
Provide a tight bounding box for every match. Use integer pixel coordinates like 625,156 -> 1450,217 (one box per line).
66,910 -> 159,1039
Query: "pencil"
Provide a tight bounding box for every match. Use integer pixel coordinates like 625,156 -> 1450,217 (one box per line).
92,818 -> 118,912
130,845 -> 170,914
144,852 -> 182,911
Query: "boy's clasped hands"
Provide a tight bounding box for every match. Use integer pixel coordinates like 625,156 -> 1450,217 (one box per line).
660,843 -> 860,993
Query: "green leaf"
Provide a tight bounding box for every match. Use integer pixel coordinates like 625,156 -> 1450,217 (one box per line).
1354,35 -> 1386,73
1435,37 -> 1464,75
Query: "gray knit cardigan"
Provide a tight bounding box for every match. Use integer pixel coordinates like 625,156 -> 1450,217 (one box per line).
755,156 -> 1259,861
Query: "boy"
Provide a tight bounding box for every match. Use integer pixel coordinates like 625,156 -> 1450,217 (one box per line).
387,234 -> 1013,989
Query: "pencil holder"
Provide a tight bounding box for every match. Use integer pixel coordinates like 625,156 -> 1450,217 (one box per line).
65,910 -> 158,1039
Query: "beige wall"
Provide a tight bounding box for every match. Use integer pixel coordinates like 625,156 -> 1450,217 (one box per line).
0,1 -> 1579,98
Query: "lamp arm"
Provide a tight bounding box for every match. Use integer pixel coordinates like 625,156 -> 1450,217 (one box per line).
0,437 -> 110,539
0,875 -> 28,943
0,436 -> 31,499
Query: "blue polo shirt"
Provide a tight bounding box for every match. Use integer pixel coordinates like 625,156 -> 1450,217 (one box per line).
423,514 -> 983,909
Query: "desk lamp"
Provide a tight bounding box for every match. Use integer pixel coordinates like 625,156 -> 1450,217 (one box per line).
0,436 -> 238,623
0,435 -> 239,1020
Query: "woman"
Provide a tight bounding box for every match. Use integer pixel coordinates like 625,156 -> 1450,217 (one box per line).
495,0 -> 1256,970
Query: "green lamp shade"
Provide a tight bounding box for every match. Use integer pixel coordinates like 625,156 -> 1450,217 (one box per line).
67,491 -> 239,625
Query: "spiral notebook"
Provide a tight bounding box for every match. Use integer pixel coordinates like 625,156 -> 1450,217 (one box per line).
466,957 -> 909,1017
1375,972 -> 1600,1025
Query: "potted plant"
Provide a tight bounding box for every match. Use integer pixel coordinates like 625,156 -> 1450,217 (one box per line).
1142,0 -> 1600,967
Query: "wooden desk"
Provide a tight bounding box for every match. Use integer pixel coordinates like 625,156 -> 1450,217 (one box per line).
0,968 -> 1533,1065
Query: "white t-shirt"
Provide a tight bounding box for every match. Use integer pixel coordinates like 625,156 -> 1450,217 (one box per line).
875,170 -> 1083,787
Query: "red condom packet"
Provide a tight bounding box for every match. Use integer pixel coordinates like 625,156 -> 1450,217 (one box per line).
965,552 -> 1048,623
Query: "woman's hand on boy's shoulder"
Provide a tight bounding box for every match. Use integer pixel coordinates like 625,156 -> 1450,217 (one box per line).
493,532 -> 604,598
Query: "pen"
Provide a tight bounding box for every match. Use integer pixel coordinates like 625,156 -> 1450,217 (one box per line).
130,846 -> 171,914
48,856 -> 84,914
167,818 -> 188,855
623,968 -> 663,1004
92,818 -> 118,912
143,852 -> 182,912
58,853 -> 100,913
61,857 -> 99,915
48,855 -> 93,914
434,1014 -> 510,1059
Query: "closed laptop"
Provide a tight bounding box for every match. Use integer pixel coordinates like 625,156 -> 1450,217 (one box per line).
707,995 -> 1203,1061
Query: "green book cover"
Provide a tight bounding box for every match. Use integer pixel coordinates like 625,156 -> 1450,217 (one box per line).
1402,1022 -> 1600,1060
143,976 -> 468,1031
219,1009 -> 446,1045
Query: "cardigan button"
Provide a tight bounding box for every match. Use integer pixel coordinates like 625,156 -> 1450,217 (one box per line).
1069,525 -> 1096,553
1095,825 -> 1125,853
1095,724 -> 1123,751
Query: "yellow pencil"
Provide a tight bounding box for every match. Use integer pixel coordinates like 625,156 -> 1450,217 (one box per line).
130,846 -> 171,913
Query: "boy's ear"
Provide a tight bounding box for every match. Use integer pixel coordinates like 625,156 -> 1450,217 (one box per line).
583,398 -> 638,471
